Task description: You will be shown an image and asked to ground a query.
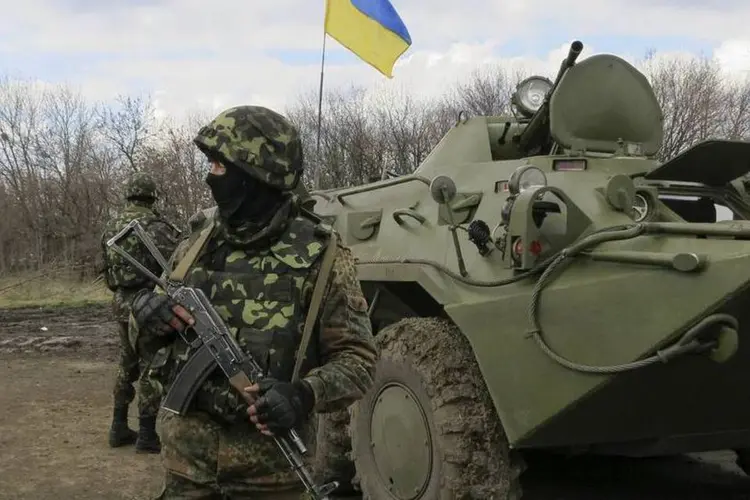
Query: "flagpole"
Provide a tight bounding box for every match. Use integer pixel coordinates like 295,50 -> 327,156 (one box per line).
313,8 -> 327,190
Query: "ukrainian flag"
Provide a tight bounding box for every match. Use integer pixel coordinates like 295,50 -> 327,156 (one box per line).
324,0 -> 412,78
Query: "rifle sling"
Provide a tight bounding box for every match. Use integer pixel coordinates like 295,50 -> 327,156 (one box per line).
291,232 -> 338,382
169,219 -> 215,282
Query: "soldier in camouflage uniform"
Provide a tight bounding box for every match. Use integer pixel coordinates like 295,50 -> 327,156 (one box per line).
100,172 -> 181,453
128,105 -> 378,499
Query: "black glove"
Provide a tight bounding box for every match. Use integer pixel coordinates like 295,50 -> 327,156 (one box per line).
131,289 -> 186,338
253,378 -> 315,433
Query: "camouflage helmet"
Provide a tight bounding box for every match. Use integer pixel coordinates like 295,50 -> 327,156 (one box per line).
124,171 -> 158,200
193,105 -> 303,191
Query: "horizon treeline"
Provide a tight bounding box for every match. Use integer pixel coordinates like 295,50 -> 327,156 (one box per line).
0,53 -> 748,275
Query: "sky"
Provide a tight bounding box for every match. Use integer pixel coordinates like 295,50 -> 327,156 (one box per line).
1,0 -> 749,121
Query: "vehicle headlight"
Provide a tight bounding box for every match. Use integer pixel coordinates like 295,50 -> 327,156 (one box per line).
508,165 -> 547,195
513,76 -> 553,116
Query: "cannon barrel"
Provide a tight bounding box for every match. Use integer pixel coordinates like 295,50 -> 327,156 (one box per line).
517,40 -> 584,152
564,41 -> 584,70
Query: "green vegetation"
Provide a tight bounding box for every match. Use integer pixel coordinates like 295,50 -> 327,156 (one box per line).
0,271 -> 111,309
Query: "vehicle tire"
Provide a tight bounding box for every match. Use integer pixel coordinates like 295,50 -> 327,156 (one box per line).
349,316 -> 525,499
314,409 -> 358,495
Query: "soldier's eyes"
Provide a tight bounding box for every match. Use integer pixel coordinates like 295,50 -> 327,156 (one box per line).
204,159 -> 227,176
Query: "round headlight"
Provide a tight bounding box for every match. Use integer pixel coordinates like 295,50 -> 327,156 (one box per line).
508,165 -> 547,195
513,76 -> 553,116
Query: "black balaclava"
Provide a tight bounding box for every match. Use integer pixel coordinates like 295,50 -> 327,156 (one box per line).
205,163 -> 285,228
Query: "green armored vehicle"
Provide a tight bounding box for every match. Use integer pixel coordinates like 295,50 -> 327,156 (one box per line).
308,40 -> 750,498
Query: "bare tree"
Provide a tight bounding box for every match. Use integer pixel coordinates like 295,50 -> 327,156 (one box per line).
139,111 -> 214,228
0,79 -> 111,272
720,78 -> 750,140
642,53 -> 739,160
35,85 -> 100,266
0,77 -> 46,269
442,66 -> 529,117
96,94 -> 155,172
288,85 -> 386,189
0,50 -> 748,276
373,87 -> 450,176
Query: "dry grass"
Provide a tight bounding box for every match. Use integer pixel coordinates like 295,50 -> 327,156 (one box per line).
0,269 -> 111,309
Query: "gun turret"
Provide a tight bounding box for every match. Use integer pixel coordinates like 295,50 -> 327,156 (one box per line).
517,40 -> 583,154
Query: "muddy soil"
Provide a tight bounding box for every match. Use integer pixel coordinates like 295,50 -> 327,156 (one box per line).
2,303 -> 750,499
0,304 -> 161,500
0,303 -> 117,355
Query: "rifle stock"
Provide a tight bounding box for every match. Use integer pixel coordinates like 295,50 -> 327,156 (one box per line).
106,219 -> 338,500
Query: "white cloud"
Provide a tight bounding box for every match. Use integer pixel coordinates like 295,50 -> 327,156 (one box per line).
715,39 -> 750,79
1,0 -> 749,123
543,0 -> 750,40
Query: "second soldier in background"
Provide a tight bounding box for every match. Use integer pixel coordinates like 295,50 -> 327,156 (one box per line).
100,172 -> 181,453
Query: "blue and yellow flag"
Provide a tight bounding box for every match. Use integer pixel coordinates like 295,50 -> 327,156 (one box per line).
324,0 -> 412,78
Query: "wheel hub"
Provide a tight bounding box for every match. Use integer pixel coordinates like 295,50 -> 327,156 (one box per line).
369,382 -> 432,499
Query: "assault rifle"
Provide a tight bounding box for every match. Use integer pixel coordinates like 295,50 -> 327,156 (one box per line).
106,219 -> 338,500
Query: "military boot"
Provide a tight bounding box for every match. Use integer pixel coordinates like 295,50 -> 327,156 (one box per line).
135,415 -> 161,454
108,405 -> 137,447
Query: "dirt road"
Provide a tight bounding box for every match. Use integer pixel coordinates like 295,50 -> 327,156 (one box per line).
0,304 -> 161,500
2,304 -> 750,499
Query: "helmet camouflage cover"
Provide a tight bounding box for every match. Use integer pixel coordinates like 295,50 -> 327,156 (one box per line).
124,171 -> 158,200
193,105 -> 303,191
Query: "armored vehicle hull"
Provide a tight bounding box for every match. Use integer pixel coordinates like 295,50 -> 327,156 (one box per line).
308,41 -> 750,498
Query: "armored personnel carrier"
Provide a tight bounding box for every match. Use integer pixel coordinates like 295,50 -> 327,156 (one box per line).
308,40 -> 750,498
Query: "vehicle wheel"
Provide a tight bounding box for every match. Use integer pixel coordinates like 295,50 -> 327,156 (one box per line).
314,409 -> 358,495
349,317 -> 525,499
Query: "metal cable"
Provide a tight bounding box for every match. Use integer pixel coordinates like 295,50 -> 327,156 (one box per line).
355,225 -> 636,288
526,224 -> 739,373
357,222 -> 738,373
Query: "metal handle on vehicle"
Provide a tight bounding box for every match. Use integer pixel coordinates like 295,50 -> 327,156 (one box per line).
359,215 -> 382,230
336,175 -> 431,205
392,209 -> 426,226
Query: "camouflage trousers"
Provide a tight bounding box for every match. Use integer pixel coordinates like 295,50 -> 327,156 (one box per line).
154,409 -> 314,500
113,320 -> 161,416
153,473 -> 307,500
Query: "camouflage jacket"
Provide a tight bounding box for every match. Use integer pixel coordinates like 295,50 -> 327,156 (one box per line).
130,198 -> 378,420
100,201 -> 182,322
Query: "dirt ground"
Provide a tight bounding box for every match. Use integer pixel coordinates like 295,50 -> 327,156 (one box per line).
3,304 -> 750,499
